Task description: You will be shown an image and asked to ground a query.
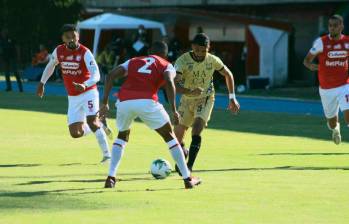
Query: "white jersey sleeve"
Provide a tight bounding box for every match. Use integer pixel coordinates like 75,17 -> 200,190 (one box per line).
83,49 -> 100,87
120,60 -> 130,71
40,48 -> 59,84
164,63 -> 176,80
309,37 -> 323,55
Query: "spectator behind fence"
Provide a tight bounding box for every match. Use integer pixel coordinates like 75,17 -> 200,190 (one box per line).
0,28 -> 23,92
23,44 -> 51,81
32,44 -> 49,67
109,36 -> 124,65
168,37 -> 182,62
131,25 -> 149,57
97,45 -> 116,82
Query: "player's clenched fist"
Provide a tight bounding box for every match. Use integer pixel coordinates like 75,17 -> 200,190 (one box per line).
228,98 -> 240,114
172,110 -> 180,125
99,103 -> 109,119
189,87 -> 204,96
72,82 -> 86,92
308,64 -> 318,71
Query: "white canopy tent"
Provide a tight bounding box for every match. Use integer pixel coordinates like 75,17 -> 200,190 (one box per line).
77,13 -> 167,56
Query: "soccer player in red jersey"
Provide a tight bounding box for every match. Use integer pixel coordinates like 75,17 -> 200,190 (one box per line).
304,15 -> 349,144
36,24 -> 112,162
100,41 -> 201,189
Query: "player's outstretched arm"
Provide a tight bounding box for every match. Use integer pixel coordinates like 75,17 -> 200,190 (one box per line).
164,69 -> 180,125
174,73 -> 203,96
218,66 -> 240,114
81,50 -> 101,91
303,53 -> 318,72
304,37 -> 322,72
37,50 -> 58,98
100,65 -> 127,116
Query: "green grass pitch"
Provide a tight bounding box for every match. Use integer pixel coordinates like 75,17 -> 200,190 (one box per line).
1,92 -> 349,224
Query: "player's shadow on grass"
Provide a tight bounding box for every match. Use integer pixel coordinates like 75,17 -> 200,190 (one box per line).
195,165 -> 349,173
0,186 -> 185,199
0,164 -> 41,168
258,152 -> 349,156
16,177 -> 155,186
66,187 -> 185,195
59,163 -> 83,166
0,188 -> 99,198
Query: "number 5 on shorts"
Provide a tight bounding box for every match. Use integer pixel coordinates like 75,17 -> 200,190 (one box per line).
88,100 -> 94,109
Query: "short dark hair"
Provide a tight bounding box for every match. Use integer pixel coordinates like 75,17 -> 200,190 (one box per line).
192,33 -> 210,47
329,14 -> 344,23
150,41 -> 168,55
61,24 -> 77,34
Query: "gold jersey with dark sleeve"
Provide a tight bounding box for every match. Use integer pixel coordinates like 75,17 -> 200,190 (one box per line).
174,52 -> 225,99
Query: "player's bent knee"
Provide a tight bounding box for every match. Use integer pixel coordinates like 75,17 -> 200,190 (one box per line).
70,131 -> 83,138
192,119 -> 205,135
174,125 -> 188,142
156,123 -> 176,142
68,123 -> 84,138
87,118 -> 100,132
118,130 -> 130,141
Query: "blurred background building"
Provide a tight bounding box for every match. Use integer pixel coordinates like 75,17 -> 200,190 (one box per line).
79,0 -> 349,87
1,0 -> 348,88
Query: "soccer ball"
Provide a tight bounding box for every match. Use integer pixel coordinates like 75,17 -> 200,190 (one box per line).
150,159 -> 172,179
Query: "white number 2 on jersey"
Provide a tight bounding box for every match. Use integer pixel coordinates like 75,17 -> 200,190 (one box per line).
137,57 -> 155,74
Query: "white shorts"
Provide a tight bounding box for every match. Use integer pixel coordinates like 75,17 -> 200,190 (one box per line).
116,99 -> 170,131
319,84 -> 349,118
67,89 -> 99,125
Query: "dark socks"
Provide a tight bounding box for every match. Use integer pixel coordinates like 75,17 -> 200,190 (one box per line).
187,135 -> 201,170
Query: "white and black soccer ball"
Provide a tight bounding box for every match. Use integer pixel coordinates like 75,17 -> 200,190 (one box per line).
150,159 -> 172,179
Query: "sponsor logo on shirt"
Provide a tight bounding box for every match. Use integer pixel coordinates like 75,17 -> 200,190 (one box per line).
61,61 -> 80,70
325,60 -> 347,67
206,63 -> 212,70
187,63 -> 194,71
61,69 -> 82,76
66,55 -> 74,61
333,44 -> 342,50
327,50 -> 347,59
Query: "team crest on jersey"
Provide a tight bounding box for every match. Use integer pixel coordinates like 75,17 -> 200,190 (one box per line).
326,45 -> 332,49
345,43 -> 349,49
60,55 -> 65,60
76,55 -> 81,61
66,55 -> 74,61
333,44 -> 342,50
187,63 -> 194,71
206,63 -> 212,70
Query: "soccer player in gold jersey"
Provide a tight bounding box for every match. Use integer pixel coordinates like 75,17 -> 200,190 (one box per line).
174,33 -> 240,173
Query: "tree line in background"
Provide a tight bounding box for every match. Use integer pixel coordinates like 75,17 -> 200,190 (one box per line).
0,0 -> 83,65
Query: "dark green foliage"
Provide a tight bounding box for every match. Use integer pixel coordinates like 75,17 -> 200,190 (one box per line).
0,0 -> 83,62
